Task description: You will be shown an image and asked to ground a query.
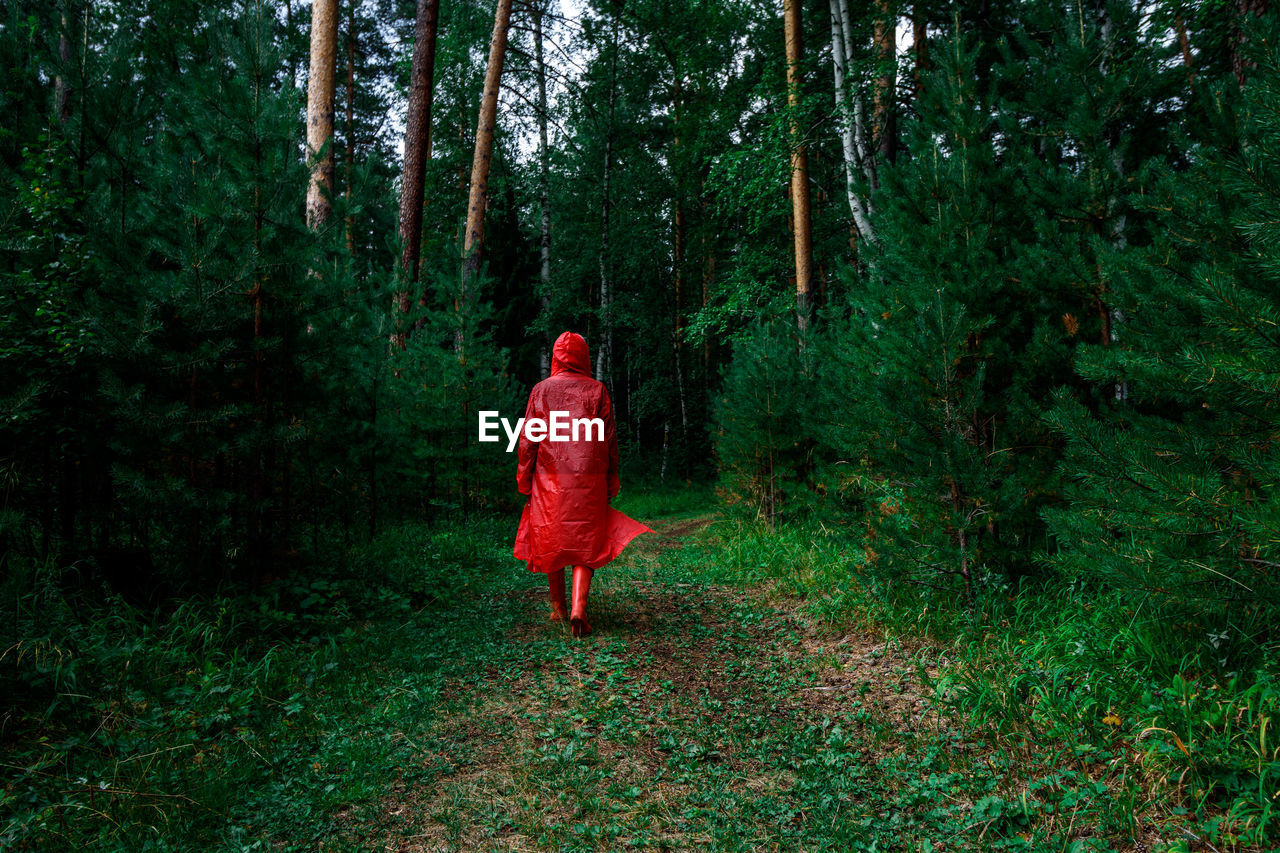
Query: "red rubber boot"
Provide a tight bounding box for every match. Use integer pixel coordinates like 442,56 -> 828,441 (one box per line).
570,566 -> 594,637
548,568 -> 568,622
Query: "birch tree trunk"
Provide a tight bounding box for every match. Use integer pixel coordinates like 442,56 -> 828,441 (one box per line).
784,0 -> 814,332
1099,1 -> 1129,402
836,0 -> 875,190
395,0 -> 441,326
306,0 -> 339,229
828,0 -> 874,243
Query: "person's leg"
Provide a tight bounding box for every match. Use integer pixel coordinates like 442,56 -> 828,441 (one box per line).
570,566 -> 594,637
548,567 -> 568,621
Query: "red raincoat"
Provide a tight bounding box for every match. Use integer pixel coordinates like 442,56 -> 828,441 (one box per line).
513,332 -> 651,573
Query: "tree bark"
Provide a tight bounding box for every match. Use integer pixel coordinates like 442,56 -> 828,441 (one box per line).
673,75 -> 687,369
56,4 -> 72,123
398,0 -> 441,282
306,0 -> 339,229
836,0 -> 874,190
828,0 -> 874,243
872,0 -> 896,164
344,4 -> 356,252
1231,0 -> 1269,85
1175,12 -> 1193,86
912,3 -> 927,96
671,74 -> 690,445
700,191 -> 714,378
462,0 -> 514,278
395,0 -> 441,329
1099,6 -> 1129,402
596,14 -> 618,385
286,0 -> 297,90
534,0 -> 553,376
784,0 -> 814,332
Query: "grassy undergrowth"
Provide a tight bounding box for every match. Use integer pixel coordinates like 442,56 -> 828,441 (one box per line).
1,519 -> 519,849
4,484 -> 1275,850
700,517 -> 1280,851
0,484 -> 712,849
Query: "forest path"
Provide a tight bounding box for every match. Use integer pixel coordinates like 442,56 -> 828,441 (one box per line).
351,512 -> 995,853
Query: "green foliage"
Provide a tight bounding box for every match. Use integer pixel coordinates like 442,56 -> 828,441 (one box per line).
387,256 -> 524,518
0,0 -> 524,591
0,142 -> 94,560
0,517 -> 515,850
91,2 -> 324,581
1045,28 -> 1280,663
611,480 -> 716,520
704,510 -> 1280,847
713,322 -> 815,525
1033,32 -> 1280,838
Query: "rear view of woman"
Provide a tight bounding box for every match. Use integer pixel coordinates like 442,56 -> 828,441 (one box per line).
513,332 -> 651,636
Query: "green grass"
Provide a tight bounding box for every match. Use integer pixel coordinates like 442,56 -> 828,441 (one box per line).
697,514 -> 1280,852
3,486 -> 1274,850
612,480 -> 718,521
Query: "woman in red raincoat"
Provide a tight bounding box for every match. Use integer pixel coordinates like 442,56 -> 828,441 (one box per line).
514,332 -> 650,636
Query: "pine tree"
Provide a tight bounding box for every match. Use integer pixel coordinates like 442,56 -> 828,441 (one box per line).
813,0 -> 1174,597
89,2 -> 329,582
715,322 -> 814,526
1044,37 -> 1280,667
816,27 -> 1030,599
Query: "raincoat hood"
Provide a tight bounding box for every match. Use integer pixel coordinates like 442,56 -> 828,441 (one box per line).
551,332 -> 591,377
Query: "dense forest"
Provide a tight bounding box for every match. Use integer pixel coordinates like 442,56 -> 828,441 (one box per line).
3,0 -> 1280,848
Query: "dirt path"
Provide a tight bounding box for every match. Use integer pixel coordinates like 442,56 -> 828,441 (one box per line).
359,515 -> 966,853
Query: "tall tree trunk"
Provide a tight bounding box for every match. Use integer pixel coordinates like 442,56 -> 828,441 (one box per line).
1231,0 -> 1269,85
344,5 -> 356,252
462,0 -> 514,278
306,0 -> 339,229
1098,1 -> 1129,402
1175,11 -> 1194,86
596,174 -> 611,385
912,3 -> 928,96
672,79 -> 689,429
596,13 -> 619,385
673,76 -> 686,342
457,0 -> 514,357
56,3 -> 72,123
700,191 -> 715,379
828,0 -> 874,243
872,0 -> 897,164
784,0 -> 814,332
286,0 -> 297,90
673,197 -> 685,332
395,0 -> 440,332
535,0 -> 553,376
249,44 -> 270,579
836,0 -> 874,190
